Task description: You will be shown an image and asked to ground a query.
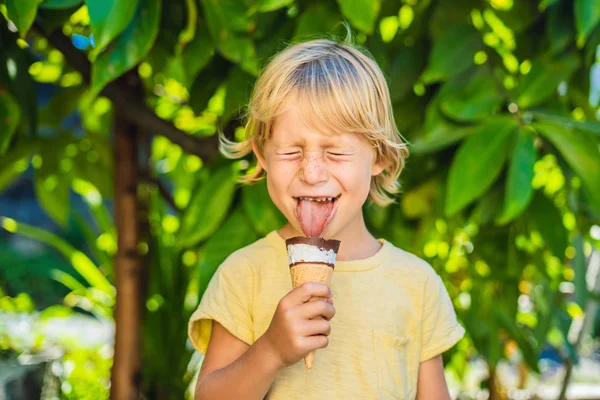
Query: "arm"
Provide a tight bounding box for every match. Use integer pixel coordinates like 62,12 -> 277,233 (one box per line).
194,322 -> 281,400
415,355 -> 451,400
194,283 -> 335,400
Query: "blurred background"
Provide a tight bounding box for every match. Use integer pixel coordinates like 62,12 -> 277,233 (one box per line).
1,0 -> 600,399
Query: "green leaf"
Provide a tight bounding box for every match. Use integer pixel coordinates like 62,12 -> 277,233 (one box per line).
152,0 -> 187,57
392,94 -> 425,133
496,128 -> 536,224
258,0 -> 294,12
177,165 -> 237,248
165,20 -> 215,87
255,12 -> 295,60
34,143 -> 71,226
528,192 -> 568,258
203,0 -> 251,33
532,285 -> 557,346
36,5 -> 82,33
336,0 -> 380,34
202,0 -> 258,75
0,23 -> 37,136
181,21 -> 214,85
91,0 -> 161,96
427,0 -> 474,39
1,218 -> 113,293
473,182 -> 504,225
534,122 -> 600,214
223,66 -> 254,123
197,210 -> 258,300
0,140 -> 36,192
440,69 -> 503,122
494,1 -> 541,34
589,291 -> 600,303
364,202 -> 391,230
493,1 -> 539,33
200,0 -> 258,74
86,0 -> 139,52
486,318 -> 502,366
389,44 -> 426,103
532,111 -> 600,136
242,180 -> 286,235
445,118 -> 517,216
547,1 -> 574,55
74,147 -> 113,198
424,69 -> 471,130
177,0 -> 198,50
572,235 -> 587,308
40,0 -> 83,9
539,0 -> 560,10
495,305 -> 540,373
72,213 -> 112,271
0,89 -> 21,155
189,55 -> 231,113
39,86 -> 85,128
411,124 -> 473,155
515,53 -> 580,109
575,0 -> 600,46
421,24 -> 483,84
6,0 -> 39,37
294,3 -> 341,39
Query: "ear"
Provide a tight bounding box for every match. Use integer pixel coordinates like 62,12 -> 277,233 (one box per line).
371,158 -> 386,177
251,139 -> 268,172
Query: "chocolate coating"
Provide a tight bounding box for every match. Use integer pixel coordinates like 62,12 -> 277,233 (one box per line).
285,236 -> 341,253
288,261 -> 335,268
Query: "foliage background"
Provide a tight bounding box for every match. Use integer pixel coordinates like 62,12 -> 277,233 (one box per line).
1,0 -> 600,398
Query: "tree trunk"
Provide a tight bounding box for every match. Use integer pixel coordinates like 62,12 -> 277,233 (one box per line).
110,111 -> 143,400
488,365 -> 507,400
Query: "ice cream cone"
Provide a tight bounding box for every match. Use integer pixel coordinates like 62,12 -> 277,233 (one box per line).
285,237 -> 341,371
290,262 -> 333,369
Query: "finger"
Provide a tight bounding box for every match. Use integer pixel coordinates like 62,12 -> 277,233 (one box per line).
327,298 -> 334,305
298,300 -> 335,320
303,335 -> 329,351
289,282 -> 332,305
300,319 -> 331,337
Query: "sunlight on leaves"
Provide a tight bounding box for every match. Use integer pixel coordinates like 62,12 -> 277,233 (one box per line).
1,217 -> 17,232
379,16 -> 398,43
398,5 -> 414,29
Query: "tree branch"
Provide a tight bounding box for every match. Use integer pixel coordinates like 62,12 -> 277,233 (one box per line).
39,25 -> 220,161
140,172 -> 179,212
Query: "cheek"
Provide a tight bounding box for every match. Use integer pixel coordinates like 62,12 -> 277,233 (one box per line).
265,162 -> 296,206
266,161 -> 296,190
334,162 -> 372,199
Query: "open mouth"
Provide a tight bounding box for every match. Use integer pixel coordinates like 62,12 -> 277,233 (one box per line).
293,194 -> 341,237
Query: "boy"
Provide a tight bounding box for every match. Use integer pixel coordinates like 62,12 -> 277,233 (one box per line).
188,38 -> 464,399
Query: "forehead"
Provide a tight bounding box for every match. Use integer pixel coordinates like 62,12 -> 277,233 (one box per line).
270,120 -> 357,149
270,96 -> 359,146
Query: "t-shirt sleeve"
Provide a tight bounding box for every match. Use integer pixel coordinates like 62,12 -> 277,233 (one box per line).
187,253 -> 254,354
420,272 -> 465,362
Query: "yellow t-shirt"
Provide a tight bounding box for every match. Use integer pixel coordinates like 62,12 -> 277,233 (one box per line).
188,231 -> 464,400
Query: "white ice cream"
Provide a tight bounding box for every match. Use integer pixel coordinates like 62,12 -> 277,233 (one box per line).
287,243 -> 337,265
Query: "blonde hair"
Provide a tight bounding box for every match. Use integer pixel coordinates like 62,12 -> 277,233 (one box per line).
220,35 -> 409,206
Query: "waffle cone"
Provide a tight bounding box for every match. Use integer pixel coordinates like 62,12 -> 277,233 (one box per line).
289,262 -> 334,370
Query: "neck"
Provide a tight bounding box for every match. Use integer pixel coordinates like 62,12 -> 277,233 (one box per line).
278,215 -> 381,262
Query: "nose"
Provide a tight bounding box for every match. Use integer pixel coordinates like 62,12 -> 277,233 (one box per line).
299,152 -> 328,185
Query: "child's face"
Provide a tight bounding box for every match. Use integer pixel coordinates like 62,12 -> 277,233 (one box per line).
254,96 -> 384,239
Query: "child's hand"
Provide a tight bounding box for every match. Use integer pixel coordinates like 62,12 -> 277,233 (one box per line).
262,282 -> 335,368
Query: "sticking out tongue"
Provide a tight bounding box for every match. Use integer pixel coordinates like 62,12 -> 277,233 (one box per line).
296,199 -> 335,237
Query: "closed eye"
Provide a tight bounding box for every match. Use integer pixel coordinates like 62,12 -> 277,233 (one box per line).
328,152 -> 348,156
